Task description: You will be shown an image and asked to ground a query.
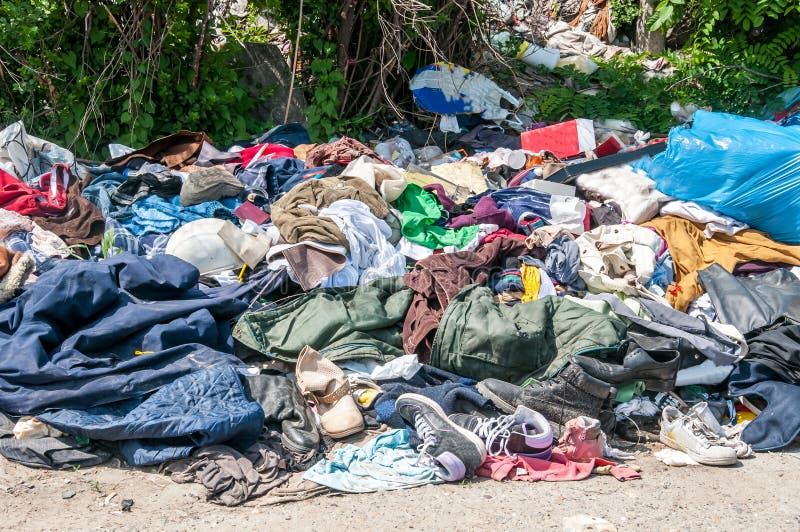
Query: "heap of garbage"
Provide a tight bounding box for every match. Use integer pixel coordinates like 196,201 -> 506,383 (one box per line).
0,90 -> 798,505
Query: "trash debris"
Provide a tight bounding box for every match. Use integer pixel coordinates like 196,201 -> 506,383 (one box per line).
521,119 -> 596,159
0,88 -> 796,514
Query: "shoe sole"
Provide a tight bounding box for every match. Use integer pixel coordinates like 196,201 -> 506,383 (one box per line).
659,433 -> 737,466
324,423 -> 365,440
475,382 -> 517,415
397,393 -> 488,467
643,378 -> 676,392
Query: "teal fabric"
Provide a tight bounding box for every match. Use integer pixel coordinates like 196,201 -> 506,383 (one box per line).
233,276 -> 412,363
302,429 -> 442,492
430,285 -> 627,383
394,184 -> 478,249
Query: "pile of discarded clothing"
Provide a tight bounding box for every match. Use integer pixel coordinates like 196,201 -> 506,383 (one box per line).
0,109 -> 798,506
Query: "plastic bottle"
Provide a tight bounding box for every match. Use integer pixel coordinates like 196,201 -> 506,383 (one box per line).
491,31 -> 560,70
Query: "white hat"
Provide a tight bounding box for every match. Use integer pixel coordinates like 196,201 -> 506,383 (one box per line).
166,219 -> 270,275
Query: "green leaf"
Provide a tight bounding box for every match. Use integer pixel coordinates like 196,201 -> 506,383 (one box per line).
138,113 -> 153,129
648,4 -> 675,31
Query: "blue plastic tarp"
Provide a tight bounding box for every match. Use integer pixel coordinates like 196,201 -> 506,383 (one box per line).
637,110 -> 800,244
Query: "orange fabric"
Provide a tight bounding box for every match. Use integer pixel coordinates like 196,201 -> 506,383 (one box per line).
0,246 -> 21,278
643,216 -> 800,311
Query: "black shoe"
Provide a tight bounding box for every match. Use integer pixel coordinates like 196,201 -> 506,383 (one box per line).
243,374 -> 320,462
476,362 -> 616,428
571,344 -> 680,391
396,394 -> 486,481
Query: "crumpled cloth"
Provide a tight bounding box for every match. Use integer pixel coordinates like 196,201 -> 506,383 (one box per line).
164,438 -> 292,506
118,194 -> 238,236
302,429 -> 442,493
614,397 -> 660,419
305,137 -> 381,168
111,162 -> 183,206
653,448 -> 699,467
0,165 -> 67,216
0,251 -> 34,302
318,199 -> 406,286
0,208 -> 69,261
31,173 -> 106,246
477,450 -> 607,482
557,416 -> 636,462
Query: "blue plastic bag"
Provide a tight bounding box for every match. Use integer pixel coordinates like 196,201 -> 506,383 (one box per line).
638,110 -> 800,244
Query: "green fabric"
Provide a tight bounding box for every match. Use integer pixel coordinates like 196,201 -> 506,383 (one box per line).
430,285 -> 628,384
233,276 -> 412,363
394,183 -> 479,249
613,380 -> 645,403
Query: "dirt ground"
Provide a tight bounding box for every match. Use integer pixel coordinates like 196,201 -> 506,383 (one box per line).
1,443 -> 798,531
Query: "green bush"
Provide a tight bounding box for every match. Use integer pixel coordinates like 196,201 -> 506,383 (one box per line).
525,47 -> 790,133
0,0 -> 266,158
527,57 -> 679,132
649,0 -> 800,89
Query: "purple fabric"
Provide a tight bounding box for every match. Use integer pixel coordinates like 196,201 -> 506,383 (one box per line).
733,261 -> 793,276
423,184 -> 457,212
447,196 -> 515,230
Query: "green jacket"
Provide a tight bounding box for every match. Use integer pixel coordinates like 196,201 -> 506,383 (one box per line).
233,276 -> 412,363
233,279 -> 626,383
430,285 -> 627,383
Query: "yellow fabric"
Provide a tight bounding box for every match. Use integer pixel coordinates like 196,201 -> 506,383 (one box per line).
643,216 -> 800,311
521,264 -> 541,303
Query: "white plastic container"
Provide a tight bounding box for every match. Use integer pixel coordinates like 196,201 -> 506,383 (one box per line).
516,41 -> 560,70
491,31 -> 560,70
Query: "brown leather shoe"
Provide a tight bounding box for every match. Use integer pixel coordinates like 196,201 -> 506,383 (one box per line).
295,346 -> 364,439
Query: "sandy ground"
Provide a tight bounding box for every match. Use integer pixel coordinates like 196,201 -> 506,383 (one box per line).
1,443 -> 798,531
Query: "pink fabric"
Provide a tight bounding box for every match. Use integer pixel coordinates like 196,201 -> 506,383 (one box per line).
557,416 -> 603,462
480,228 -> 526,244
476,450 -> 614,482
582,202 -> 592,233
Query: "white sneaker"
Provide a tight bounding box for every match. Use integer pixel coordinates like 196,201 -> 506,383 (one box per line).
688,402 -> 753,458
659,406 -> 737,466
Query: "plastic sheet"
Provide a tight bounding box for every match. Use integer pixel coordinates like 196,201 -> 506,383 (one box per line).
638,110 -> 800,244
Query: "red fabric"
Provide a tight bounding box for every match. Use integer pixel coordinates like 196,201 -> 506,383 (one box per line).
520,119 -> 595,159
582,202 -> 592,233
610,466 -> 641,481
480,228 -> 526,244
476,450 -> 615,482
236,143 -> 295,167
0,164 -> 68,216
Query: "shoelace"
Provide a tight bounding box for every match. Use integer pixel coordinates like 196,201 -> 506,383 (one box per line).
470,415 -> 517,457
684,416 -> 721,448
414,413 -> 439,467
686,411 -> 750,456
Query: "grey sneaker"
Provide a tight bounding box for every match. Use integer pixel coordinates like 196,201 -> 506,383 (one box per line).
396,394 -> 487,481
659,406 -> 737,466
450,405 -> 553,460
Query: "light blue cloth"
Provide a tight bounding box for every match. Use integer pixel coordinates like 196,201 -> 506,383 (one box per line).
122,195 -> 239,236
647,250 -> 674,291
82,169 -> 239,237
81,169 -> 127,218
302,429 -> 442,493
